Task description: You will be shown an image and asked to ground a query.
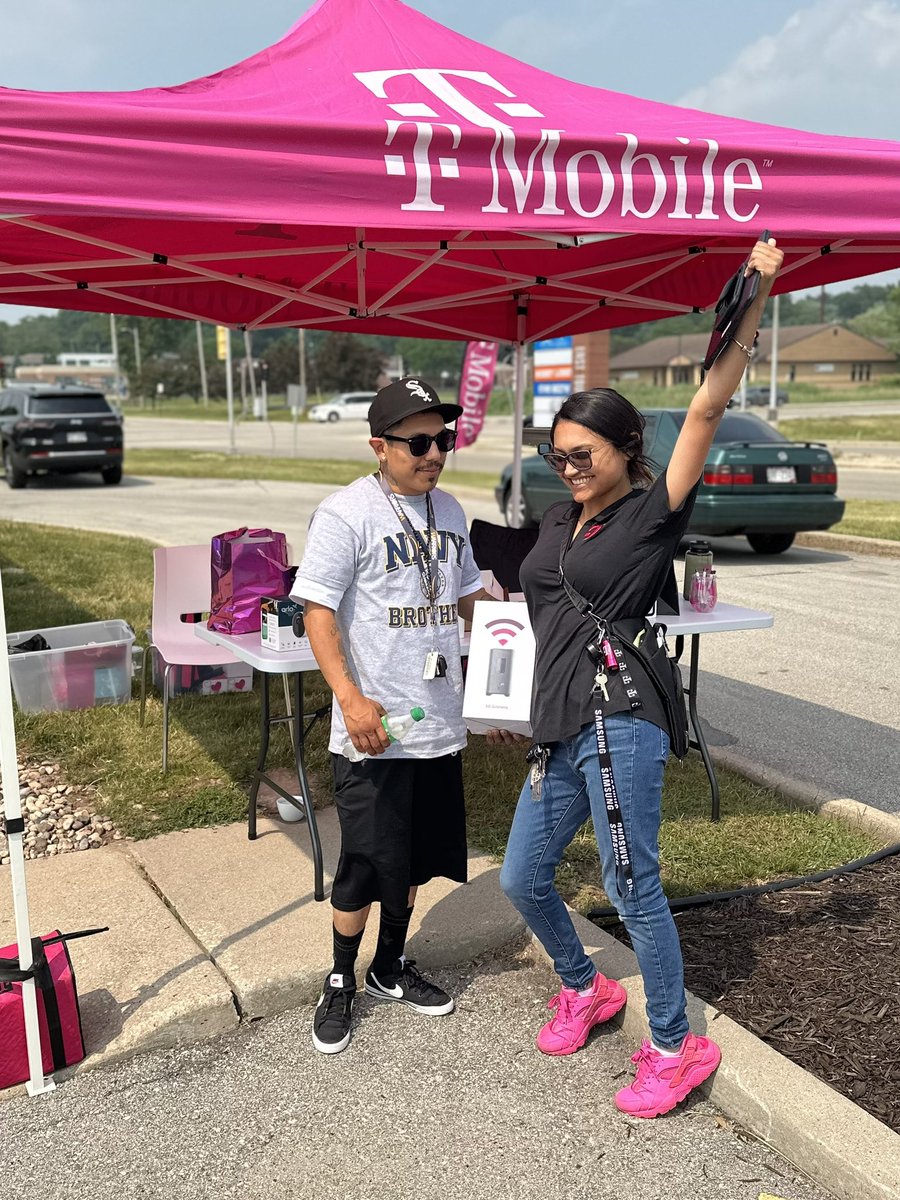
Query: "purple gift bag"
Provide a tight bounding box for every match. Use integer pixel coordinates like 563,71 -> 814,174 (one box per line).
208,527 -> 295,635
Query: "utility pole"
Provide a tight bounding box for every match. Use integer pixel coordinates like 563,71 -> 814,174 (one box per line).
130,326 -> 143,409
243,329 -> 258,417
196,321 -> 209,407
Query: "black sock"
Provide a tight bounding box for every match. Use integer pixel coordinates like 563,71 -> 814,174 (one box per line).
369,906 -> 414,977
331,925 -> 364,988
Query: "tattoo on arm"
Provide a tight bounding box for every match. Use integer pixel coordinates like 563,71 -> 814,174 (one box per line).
329,617 -> 355,685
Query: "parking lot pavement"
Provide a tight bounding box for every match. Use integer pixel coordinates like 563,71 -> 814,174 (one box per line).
0,952 -> 834,1200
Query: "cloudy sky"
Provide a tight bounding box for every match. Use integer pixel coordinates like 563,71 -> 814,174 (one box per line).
2,0 -> 899,322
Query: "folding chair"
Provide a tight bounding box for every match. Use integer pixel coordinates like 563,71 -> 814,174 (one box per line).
139,544 -> 244,772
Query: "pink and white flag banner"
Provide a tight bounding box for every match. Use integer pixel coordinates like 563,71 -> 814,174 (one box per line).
455,341 -> 499,449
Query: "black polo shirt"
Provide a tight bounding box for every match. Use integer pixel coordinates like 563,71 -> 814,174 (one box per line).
519,470 -> 698,744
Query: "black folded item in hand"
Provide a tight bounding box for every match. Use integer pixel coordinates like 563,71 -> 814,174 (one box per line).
702,229 -> 772,371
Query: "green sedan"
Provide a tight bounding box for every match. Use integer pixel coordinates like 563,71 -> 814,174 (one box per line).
495,409 -> 845,554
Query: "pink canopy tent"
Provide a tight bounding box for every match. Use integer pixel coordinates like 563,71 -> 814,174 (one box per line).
1,0 -> 900,342
2,0 -> 900,1091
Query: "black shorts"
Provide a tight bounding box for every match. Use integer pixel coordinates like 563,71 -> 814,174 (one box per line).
330,751 -> 468,913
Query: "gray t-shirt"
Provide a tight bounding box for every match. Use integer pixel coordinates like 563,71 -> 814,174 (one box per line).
292,474 -> 483,758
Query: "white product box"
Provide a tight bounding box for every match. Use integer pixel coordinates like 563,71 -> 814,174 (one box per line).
463,599 -> 534,737
260,595 -> 308,652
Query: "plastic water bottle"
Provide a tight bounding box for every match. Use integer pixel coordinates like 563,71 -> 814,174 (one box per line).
682,540 -> 713,600
341,707 -> 426,761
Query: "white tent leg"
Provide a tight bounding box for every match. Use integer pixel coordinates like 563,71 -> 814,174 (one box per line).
509,339 -> 527,529
0,569 -> 55,1096
225,329 -> 235,454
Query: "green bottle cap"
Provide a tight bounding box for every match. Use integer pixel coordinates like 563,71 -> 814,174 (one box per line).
410,707 -> 426,722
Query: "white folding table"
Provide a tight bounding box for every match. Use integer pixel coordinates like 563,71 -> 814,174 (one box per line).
660,598 -> 773,820
197,597 -> 773,896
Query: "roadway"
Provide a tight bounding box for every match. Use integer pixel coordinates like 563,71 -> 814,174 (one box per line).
123,413 -> 900,499
4,470 -> 899,815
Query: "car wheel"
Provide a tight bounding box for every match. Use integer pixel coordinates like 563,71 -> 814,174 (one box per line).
503,487 -> 531,528
746,532 -> 795,555
101,464 -> 123,486
4,446 -> 26,489
327,411 -> 340,423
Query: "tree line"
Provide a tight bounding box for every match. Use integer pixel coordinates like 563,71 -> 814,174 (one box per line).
1,280 -> 896,398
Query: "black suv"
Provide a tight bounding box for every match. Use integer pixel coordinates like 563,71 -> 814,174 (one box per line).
0,385 -> 124,489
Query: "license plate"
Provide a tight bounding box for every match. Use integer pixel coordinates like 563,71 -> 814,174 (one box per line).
767,466 -> 796,484
66,431 -> 88,443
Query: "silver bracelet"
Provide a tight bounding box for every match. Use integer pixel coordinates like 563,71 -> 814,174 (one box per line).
731,337 -> 754,361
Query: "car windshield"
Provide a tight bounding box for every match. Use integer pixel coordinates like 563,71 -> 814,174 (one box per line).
27,395 -> 113,416
668,411 -> 788,444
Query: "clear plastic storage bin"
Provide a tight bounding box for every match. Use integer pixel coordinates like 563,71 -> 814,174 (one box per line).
6,620 -> 136,713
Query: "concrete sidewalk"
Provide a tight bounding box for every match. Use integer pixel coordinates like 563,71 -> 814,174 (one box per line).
2,802 -> 899,1200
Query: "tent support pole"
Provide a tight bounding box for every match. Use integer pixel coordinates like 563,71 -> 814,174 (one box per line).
768,293 -> 781,424
510,324 -> 526,530
0,569 -> 55,1096
225,329 -> 235,454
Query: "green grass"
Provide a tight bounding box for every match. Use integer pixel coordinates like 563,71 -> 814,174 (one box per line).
784,415 -> 900,443
784,379 -> 900,404
462,737 -> 877,915
838,500 -> 900,541
1,523 -> 879,905
123,448 -> 499,492
122,396 -> 304,422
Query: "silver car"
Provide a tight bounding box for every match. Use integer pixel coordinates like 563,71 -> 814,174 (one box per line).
307,392 -> 377,423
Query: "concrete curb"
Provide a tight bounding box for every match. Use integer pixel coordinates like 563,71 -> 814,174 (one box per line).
525,910 -> 900,1200
795,530 -> 900,558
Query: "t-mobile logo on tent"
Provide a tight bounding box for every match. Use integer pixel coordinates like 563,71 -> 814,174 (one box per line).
354,67 -> 764,224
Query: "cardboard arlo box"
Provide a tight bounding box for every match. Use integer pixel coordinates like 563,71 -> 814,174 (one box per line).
463,599 -> 534,737
260,595 -> 309,653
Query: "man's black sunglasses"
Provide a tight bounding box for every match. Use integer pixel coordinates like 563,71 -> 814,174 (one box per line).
382,429 -> 457,456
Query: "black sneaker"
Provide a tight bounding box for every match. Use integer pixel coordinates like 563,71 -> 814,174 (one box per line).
364,957 -> 454,1015
311,972 -> 356,1054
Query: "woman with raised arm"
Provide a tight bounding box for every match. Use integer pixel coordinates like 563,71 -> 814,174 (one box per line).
500,238 -> 783,1117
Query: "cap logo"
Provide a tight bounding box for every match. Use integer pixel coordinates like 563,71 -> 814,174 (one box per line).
405,378 -> 432,402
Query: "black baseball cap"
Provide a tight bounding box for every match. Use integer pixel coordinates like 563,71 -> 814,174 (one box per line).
368,376 -> 463,437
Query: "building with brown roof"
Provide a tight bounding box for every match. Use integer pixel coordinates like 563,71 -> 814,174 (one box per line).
609,323 -> 898,389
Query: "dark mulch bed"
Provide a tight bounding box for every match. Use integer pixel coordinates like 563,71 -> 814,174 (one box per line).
608,854 -> 900,1133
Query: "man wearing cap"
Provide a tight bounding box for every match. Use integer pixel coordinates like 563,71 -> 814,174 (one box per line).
292,376 -> 496,1055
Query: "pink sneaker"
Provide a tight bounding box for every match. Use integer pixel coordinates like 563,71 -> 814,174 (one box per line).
614,1033 -> 721,1117
536,971 -> 627,1056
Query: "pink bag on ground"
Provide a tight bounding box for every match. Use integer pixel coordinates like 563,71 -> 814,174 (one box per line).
0,929 -> 104,1088
208,527 -> 295,635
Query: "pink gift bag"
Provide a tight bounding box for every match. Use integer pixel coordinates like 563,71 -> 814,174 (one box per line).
208,528 -> 295,635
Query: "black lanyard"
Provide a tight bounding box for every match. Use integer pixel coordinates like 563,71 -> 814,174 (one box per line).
556,513 -> 635,898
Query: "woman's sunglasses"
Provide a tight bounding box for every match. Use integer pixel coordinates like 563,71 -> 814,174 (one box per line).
383,429 -> 457,456
538,442 -> 598,474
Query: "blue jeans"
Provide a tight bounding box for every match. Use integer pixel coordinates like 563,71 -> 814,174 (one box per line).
500,714 -> 689,1050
